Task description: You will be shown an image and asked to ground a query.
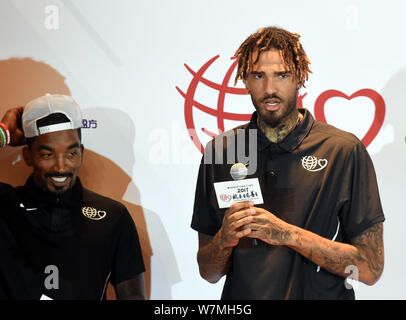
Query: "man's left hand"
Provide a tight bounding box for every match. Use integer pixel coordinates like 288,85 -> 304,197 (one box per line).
242,207 -> 294,246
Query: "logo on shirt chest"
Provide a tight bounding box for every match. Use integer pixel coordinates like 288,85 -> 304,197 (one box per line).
301,155 -> 328,172
81,206 -> 107,220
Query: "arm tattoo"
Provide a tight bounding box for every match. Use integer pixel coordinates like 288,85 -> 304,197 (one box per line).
351,223 -> 384,280
197,233 -> 233,283
291,222 -> 384,284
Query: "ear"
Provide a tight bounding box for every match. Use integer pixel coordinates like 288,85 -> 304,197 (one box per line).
80,144 -> 85,163
243,78 -> 250,94
22,146 -> 33,167
295,78 -> 302,91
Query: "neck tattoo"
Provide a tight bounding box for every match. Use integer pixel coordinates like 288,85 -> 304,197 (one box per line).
258,112 -> 302,144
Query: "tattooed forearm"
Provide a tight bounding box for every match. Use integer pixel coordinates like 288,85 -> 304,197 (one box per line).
351,223 -> 384,281
197,232 -> 233,283
287,223 -> 384,285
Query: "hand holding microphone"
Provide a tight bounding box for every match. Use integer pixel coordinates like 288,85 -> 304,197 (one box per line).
215,162 -> 264,246
218,200 -> 256,249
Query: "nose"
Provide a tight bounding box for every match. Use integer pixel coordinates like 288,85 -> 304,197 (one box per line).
53,154 -> 68,173
264,78 -> 278,96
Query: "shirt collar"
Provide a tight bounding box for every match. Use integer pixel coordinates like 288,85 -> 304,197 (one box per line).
23,175 -> 83,208
248,108 -> 314,153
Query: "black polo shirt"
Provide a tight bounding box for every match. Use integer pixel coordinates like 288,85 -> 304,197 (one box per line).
0,176 -> 145,300
191,109 -> 385,300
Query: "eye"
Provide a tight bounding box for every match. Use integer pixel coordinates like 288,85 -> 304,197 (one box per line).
40,153 -> 53,159
279,73 -> 289,79
68,147 -> 82,157
253,73 -> 263,79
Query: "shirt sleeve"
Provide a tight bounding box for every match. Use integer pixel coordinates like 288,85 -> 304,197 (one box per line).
110,208 -> 145,285
339,141 -> 385,239
0,183 -> 42,300
191,152 -> 222,236
0,183 -> 13,217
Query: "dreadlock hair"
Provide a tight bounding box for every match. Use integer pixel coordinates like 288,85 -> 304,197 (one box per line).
26,113 -> 82,148
234,26 -> 312,88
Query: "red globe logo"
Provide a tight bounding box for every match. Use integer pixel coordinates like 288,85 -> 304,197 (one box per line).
176,55 -> 252,154
177,55 -> 385,153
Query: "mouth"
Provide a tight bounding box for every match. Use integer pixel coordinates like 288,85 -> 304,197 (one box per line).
47,175 -> 72,188
50,176 -> 68,183
263,99 -> 281,111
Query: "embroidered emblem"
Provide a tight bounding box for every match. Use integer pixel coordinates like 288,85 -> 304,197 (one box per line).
82,206 -> 107,220
301,155 -> 328,172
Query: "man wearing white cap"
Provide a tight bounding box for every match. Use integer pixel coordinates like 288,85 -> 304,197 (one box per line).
0,94 -> 146,300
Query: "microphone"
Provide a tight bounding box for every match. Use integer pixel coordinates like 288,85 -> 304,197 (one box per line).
230,162 -> 248,181
214,162 -> 263,209
230,162 -> 258,247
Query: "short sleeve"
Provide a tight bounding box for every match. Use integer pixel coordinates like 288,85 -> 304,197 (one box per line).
191,154 -> 222,236
339,141 -> 385,239
0,215 -> 43,299
0,183 -> 14,217
110,209 -> 145,285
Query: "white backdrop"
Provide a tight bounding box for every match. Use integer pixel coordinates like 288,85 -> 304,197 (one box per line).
0,0 -> 404,299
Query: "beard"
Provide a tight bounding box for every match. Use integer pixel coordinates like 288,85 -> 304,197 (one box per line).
251,91 -> 298,129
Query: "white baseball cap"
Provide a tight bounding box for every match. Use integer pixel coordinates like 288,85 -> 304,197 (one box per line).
22,94 -> 83,138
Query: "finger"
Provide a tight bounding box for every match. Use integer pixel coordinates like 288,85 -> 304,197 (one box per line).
234,227 -> 251,239
252,207 -> 276,217
228,207 -> 256,223
229,214 -> 254,231
244,231 -> 262,241
225,201 -> 254,216
241,223 -> 263,233
249,206 -> 262,215
248,216 -> 268,225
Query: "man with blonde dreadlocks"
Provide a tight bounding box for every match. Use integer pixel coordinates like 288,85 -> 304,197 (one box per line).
191,26 -> 385,299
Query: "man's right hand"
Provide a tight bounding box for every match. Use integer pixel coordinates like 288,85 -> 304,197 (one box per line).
1,107 -> 25,146
218,201 -> 256,249
196,201 -> 256,283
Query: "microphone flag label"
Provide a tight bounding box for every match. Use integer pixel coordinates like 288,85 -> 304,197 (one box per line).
214,178 -> 264,209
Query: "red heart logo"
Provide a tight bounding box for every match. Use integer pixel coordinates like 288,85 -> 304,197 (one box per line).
314,89 -> 385,147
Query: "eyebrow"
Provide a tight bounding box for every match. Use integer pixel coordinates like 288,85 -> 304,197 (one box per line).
38,145 -> 53,152
37,143 -> 80,151
250,70 -> 291,75
68,143 -> 81,149
275,71 -> 291,75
